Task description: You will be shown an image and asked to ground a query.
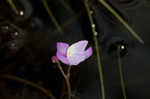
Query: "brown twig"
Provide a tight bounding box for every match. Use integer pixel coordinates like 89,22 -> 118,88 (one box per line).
0,74 -> 56,99
56,60 -> 72,99
64,75 -> 71,99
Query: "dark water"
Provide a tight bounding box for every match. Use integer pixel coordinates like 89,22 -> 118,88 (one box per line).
0,0 -> 150,99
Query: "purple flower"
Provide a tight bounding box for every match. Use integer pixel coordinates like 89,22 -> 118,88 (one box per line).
56,40 -> 92,66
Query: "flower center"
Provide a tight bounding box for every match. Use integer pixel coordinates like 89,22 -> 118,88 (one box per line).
67,47 -> 76,57
67,49 -> 72,57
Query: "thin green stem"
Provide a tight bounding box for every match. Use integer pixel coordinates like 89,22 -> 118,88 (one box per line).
7,0 -> 19,15
83,0 -> 105,99
117,46 -> 127,99
94,36 -> 105,99
42,0 -> 63,34
58,0 -> 74,13
98,0 -> 144,44
56,60 -> 71,99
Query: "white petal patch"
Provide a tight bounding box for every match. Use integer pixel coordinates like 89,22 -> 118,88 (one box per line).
67,40 -> 88,57
68,53 -> 86,65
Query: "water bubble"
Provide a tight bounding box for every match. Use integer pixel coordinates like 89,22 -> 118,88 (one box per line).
120,45 -> 125,50
14,32 -> 19,36
107,38 -> 128,57
94,31 -> 98,36
19,10 -> 24,16
90,10 -> 93,14
10,43 -> 16,47
92,24 -> 95,28
1,26 -> 9,30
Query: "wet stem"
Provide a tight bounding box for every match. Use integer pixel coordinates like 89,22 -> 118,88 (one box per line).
7,0 -> 19,15
56,60 -> 72,99
117,46 -> 127,99
98,0 -> 144,44
42,0 -> 63,34
83,0 -> 105,99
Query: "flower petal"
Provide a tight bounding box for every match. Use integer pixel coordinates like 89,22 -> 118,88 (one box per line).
67,40 -> 88,57
68,53 -> 86,65
56,52 -> 70,65
57,42 -> 69,55
84,47 -> 93,59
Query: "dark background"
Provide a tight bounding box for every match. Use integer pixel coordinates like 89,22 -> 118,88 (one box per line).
0,0 -> 150,99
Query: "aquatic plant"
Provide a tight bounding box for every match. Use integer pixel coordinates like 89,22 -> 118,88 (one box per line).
83,0 -> 105,99
52,40 -> 93,99
117,45 -> 127,99
0,0 -> 147,99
